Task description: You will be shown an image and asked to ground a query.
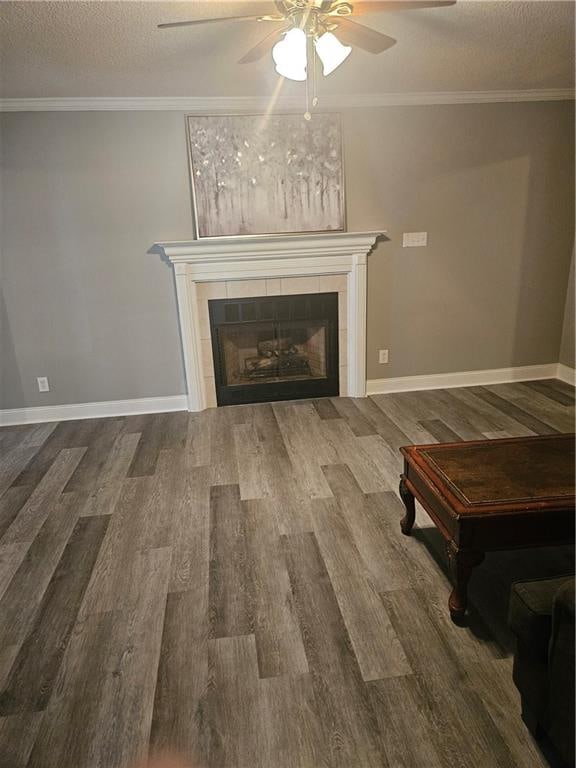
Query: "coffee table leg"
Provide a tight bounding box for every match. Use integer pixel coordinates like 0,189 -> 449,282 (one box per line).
446,543 -> 485,622
399,476 -> 416,535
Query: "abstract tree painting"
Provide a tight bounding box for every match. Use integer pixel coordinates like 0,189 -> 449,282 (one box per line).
186,113 -> 345,238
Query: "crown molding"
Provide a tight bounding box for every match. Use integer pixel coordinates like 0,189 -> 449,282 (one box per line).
0,89 -> 573,112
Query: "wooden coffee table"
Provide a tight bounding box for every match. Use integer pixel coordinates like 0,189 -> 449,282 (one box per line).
399,434 -> 575,623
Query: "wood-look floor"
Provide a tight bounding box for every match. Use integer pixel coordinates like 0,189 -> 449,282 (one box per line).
0,380 -> 574,768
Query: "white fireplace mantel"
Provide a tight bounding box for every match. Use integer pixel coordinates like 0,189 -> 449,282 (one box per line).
156,231 -> 384,411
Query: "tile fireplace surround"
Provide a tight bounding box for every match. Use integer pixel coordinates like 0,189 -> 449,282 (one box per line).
156,232 -> 383,411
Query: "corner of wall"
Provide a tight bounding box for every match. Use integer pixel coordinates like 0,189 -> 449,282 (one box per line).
558,244 -> 575,370
0,113 -> 6,411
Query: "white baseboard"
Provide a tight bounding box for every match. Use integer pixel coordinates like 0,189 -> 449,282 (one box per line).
1,363 -> 573,426
557,363 -> 576,386
366,363 -> 563,396
0,395 -> 188,427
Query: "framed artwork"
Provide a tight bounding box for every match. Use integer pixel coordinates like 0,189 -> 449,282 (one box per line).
186,113 -> 345,238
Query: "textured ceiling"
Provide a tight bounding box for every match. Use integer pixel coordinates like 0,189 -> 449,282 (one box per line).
0,1 -> 574,98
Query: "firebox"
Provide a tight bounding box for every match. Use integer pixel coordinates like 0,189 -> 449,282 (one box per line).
208,292 -> 339,406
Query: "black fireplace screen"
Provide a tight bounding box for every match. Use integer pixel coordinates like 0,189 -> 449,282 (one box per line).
209,292 -> 339,406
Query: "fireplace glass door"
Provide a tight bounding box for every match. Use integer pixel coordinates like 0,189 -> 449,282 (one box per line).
209,293 -> 339,406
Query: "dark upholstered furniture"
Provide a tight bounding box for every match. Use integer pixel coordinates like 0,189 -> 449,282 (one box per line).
509,575 -> 575,767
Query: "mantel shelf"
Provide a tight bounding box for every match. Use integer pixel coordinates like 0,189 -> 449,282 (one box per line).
155,231 -> 386,264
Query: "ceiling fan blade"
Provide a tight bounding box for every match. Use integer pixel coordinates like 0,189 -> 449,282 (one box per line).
239,25 -> 290,63
331,16 -> 396,53
345,1 -> 456,14
158,15 -> 283,30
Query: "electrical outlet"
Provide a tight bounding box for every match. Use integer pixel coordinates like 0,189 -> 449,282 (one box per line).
37,376 -> 50,392
378,349 -> 389,364
403,231 -> 428,248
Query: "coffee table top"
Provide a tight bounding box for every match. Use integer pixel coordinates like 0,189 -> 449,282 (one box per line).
401,434 -> 575,514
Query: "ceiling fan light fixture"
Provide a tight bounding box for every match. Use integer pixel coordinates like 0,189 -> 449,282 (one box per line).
314,31 -> 351,76
272,27 -> 307,81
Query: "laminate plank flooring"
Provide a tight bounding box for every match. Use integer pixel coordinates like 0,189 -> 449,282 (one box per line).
352,396 -> 412,452
330,397 -> 378,437
63,418 -> 122,493
258,672 -> 325,768
149,589 -> 209,765
207,634 -> 263,768
0,382 -> 573,768
0,515 -> 109,715
469,386 -> 561,435
371,393 -> 439,444
0,493 -> 82,650
527,380 -> 574,406
11,420 -> 96,489
242,499 -> 309,679
127,413 -> 170,478
312,496 -> 411,681
0,446 -> 42,499
0,712 -> 43,768
281,531 -> 388,768
2,448 -> 85,545
413,389 -> 491,440
168,464 -> 211,594
312,398 -> 341,421
208,484 -> 254,640
464,659 -> 555,768
367,675 -> 444,768
320,470 -> 411,592
29,547 -> 171,768
406,669 -> 519,768
0,487 -> 32,543
419,418 -> 462,443
448,388 -> 536,438
78,431 -> 141,518
321,420 -> 393,493
509,384 -> 575,429
0,544 -> 28,602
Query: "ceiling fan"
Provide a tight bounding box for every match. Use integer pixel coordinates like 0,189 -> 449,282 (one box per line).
159,0 -> 456,116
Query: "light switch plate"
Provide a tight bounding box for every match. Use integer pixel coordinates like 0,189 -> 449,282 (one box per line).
37,376 -> 50,392
403,232 -> 428,247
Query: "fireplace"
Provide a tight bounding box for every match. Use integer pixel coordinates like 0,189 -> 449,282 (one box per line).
155,232 -> 383,411
209,292 -> 339,406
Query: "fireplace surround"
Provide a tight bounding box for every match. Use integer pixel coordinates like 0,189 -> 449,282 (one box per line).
210,292 -> 340,406
156,232 -> 383,411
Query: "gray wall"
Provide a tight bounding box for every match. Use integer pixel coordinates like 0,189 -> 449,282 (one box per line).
559,247 -> 575,368
0,102 -> 574,409
351,102 -> 574,380
1,112 -> 191,409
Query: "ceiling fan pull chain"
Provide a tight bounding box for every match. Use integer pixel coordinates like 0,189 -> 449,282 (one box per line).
304,33 -> 312,120
312,39 -> 319,109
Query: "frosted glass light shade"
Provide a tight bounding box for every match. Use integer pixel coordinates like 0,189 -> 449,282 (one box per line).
272,28 -> 307,81
314,32 -> 351,76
